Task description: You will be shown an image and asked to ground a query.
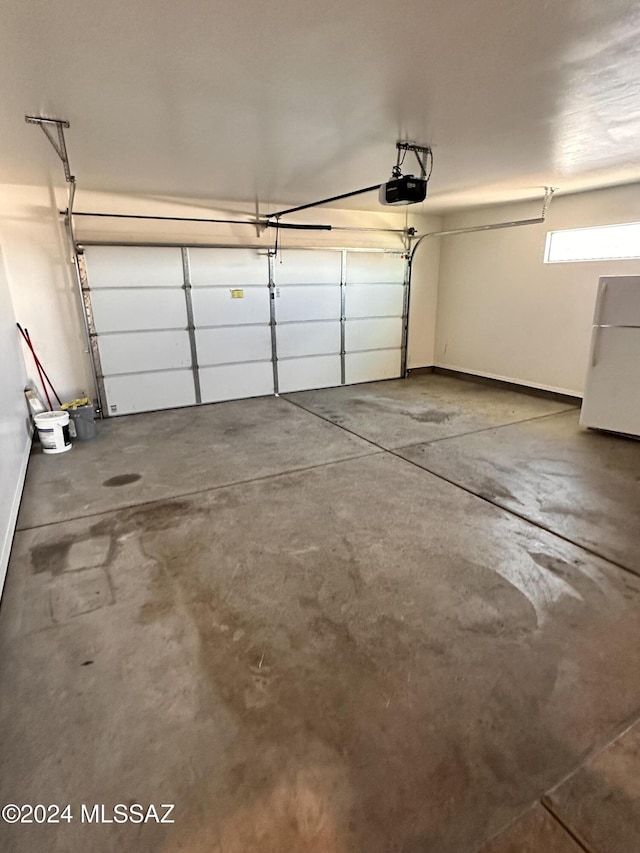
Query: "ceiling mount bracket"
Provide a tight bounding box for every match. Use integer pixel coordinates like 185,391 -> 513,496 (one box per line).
25,115 -> 74,183
393,141 -> 433,181
542,185 -> 556,216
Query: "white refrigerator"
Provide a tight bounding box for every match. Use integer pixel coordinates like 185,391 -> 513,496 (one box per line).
580,275 -> 640,437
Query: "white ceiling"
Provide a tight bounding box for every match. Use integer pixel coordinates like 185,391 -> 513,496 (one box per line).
2,0 -> 639,212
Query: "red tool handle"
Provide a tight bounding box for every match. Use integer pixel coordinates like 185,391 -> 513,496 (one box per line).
17,323 -> 62,409
24,328 -> 63,405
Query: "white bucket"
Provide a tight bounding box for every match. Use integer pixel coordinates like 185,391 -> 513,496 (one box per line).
34,411 -> 73,455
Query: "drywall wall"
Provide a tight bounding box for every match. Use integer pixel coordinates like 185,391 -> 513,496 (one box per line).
0,185 -> 95,401
2,185 -> 441,404
0,249 -> 29,595
435,183 -> 640,395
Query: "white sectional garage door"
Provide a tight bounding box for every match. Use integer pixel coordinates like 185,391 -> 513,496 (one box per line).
82,245 -> 407,416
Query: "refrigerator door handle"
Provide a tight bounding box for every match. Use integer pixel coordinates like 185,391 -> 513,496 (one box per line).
591,324 -> 601,367
593,280 -> 608,326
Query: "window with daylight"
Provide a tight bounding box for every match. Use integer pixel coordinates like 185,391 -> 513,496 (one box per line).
544,221 -> 640,263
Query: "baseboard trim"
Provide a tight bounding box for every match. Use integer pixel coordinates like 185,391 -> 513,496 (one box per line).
0,433 -> 32,600
405,366 -> 435,376
408,365 -> 582,406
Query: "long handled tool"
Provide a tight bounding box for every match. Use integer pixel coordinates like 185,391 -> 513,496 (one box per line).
21,328 -> 51,410
24,328 -> 63,405
16,323 -> 62,409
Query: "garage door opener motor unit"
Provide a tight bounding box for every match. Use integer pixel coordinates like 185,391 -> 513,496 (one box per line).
379,143 -> 432,206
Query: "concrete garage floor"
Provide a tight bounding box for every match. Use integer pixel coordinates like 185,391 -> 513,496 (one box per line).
1,373 -> 640,852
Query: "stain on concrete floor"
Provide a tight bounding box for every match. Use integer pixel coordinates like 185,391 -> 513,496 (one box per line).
102,473 -> 142,487
398,407 -> 640,573
287,375 -> 576,449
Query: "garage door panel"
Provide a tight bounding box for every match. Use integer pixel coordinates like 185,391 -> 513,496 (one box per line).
275,250 -> 342,284
346,349 -> 401,384
346,318 -> 403,352
276,321 -> 340,359
199,362 -> 274,403
85,246 -> 183,288
191,287 -> 270,326
346,285 -> 404,319
276,286 -> 341,322
91,289 -> 187,333
99,331 -> 192,374
196,326 -> 272,366
278,356 -> 342,393
104,370 -> 196,416
189,248 -> 268,286
346,253 -> 405,284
